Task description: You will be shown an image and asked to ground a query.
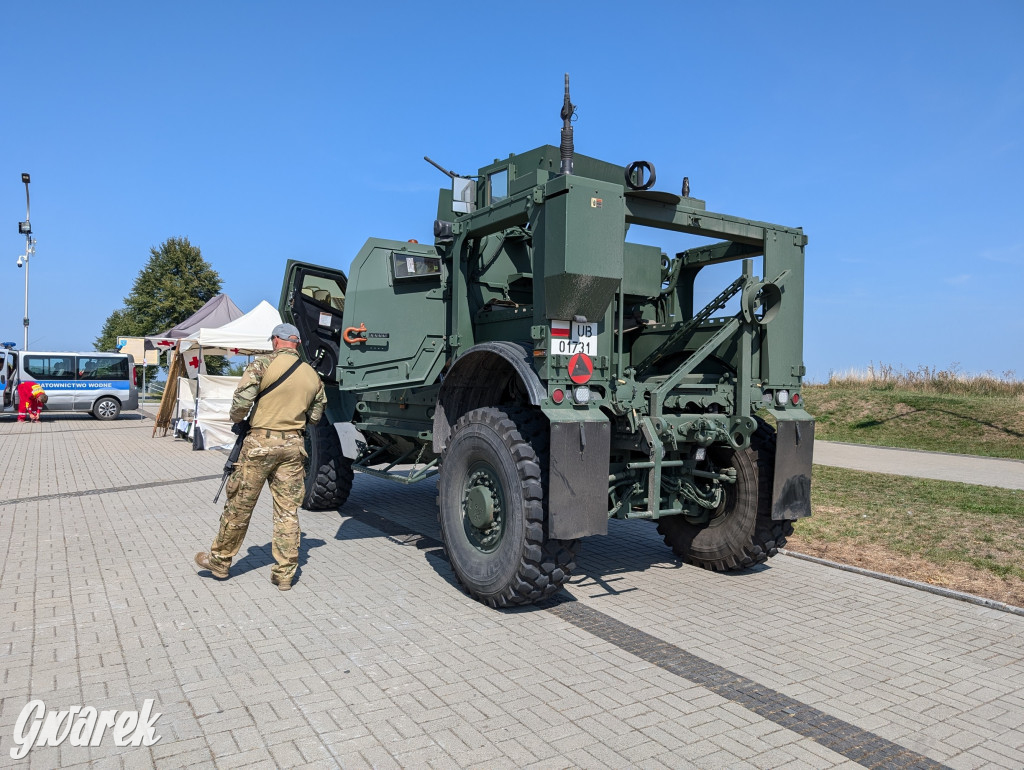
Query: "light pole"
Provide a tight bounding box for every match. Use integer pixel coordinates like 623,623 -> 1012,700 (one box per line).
17,173 -> 35,350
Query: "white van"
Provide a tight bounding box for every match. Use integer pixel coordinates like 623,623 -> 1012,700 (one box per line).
0,348 -> 139,420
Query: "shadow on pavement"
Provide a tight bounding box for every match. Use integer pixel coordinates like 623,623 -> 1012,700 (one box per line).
0,411 -> 147,422
330,496 -> 777,607
195,536 -> 327,584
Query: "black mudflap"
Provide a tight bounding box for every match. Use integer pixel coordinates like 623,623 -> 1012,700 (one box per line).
772,419 -> 814,519
548,418 -> 610,539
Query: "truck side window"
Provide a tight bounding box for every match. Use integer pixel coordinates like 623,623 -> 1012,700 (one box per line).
489,169 -> 508,203
301,274 -> 345,313
392,253 -> 441,280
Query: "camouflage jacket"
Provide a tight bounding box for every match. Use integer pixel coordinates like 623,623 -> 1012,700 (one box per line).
229,348 -> 326,426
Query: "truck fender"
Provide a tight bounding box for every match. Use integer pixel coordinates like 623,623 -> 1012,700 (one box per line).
432,341 -> 545,453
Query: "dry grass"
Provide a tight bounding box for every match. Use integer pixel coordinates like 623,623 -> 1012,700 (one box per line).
803,369 -> 1024,459
786,538 -> 1024,608
794,465 -> 1024,608
794,369 -> 1024,607
825,362 -> 1024,399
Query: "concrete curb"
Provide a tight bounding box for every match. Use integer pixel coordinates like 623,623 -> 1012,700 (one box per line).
780,549 -> 1024,618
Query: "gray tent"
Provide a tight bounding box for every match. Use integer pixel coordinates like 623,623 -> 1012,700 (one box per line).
160,294 -> 243,338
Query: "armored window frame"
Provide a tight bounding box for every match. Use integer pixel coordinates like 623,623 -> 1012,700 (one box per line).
488,169 -> 508,204
299,272 -> 346,313
391,252 -> 441,281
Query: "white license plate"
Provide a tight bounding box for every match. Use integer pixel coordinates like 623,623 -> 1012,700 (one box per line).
550,321 -> 598,356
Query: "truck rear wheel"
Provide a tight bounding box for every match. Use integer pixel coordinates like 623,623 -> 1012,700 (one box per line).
438,406 -> 577,607
657,419 -> 792,570
302,421 -> 354,511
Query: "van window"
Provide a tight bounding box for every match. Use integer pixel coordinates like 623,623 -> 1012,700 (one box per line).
77,356 -> 129,380
24,355 -> 75,380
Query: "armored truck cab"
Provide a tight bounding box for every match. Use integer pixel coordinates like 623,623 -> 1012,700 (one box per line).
280,79 -> 814,607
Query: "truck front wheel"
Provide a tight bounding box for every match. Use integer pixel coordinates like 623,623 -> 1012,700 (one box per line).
656,419 -> 792,570
438,406 -> 577,607
302,420 -> 354,511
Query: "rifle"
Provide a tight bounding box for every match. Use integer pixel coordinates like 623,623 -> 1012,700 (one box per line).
213,357 -> 303,503
213,419 -> 250,503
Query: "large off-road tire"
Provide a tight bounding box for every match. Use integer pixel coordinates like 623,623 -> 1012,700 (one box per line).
657,419 -> 792,570
438,406 -> 578,607
302,420 -> 354,511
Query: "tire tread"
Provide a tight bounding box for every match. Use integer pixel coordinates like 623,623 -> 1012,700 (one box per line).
439,406 -> 578,607
303,421 -> 354,511
657,418 -> 793,571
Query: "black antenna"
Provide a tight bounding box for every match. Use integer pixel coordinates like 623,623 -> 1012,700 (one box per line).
559,74 -> 575,175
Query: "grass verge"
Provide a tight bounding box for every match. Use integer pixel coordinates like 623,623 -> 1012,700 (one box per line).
803,383 -> 1024,459
792,465 -> 1024,607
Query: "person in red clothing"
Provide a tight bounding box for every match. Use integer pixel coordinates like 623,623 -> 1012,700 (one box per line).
17,381 -> 47,423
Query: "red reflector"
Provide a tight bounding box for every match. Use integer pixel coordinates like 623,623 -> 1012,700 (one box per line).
792,393 -> 801,405
552,389 -> 565,404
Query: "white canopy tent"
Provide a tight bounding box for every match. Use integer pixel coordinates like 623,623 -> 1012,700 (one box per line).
180,300 -> 283,356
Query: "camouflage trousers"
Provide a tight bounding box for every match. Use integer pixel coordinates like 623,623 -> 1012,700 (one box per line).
209,431 -> 307,584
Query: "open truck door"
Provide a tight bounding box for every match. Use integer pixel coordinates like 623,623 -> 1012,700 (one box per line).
280,260 -> 349,384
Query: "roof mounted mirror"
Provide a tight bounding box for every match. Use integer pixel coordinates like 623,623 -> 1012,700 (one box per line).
452,177 -> 476,214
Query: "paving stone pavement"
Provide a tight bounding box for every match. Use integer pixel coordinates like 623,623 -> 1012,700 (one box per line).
1,410 -> 1022,769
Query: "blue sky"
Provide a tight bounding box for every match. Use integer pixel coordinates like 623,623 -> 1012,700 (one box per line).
3,1 -> 1022,382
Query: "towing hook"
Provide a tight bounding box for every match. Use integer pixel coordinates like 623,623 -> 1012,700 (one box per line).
692,417 -> 717,447
343,323 -> 368,344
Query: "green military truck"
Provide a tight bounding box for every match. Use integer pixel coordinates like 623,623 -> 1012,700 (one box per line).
279,77 -> 814,607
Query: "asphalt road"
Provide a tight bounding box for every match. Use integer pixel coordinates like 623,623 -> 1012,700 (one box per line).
814,440 -> 1024,490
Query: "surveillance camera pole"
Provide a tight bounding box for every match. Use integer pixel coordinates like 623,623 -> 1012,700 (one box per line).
17,173 -> 35,350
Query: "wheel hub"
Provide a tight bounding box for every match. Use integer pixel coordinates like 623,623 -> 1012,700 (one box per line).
462,467 -> 504,551
466,485 -> 495,528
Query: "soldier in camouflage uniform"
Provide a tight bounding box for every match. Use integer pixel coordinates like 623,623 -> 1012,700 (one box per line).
194,323 -> 327,590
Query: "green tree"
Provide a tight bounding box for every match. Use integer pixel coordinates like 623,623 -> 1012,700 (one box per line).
95,236 -> 222,350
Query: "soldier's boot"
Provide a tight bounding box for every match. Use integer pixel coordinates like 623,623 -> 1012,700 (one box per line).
271,573 -> 291,591
194,552 -> 229,580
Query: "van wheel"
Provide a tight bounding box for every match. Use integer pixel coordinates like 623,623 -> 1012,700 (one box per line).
93,397 -> 121,421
